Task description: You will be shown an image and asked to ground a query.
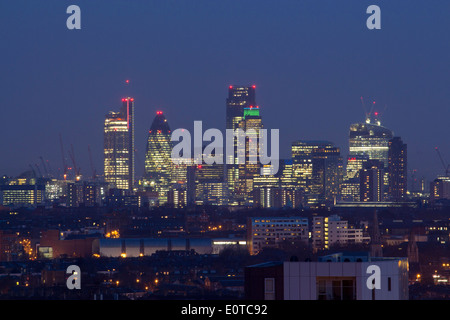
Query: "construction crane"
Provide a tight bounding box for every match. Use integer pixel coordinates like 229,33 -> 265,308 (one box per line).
360,97 -> 380,124
435,147 -> 450,177
29,165 -> 37,178
88,145 -> 96,181
34,164 -> 43,178
68,144 -> 81,181
45,159 -> 54,178
59,133 -> 68,180
360,96 -> 369,121
39,156 -> 49,178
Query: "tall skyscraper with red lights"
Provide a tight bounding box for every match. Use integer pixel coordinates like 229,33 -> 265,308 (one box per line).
104,97 -> 135,190
226,85 -> 256,205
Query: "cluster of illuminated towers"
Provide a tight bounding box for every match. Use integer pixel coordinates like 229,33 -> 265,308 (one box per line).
103,86 -> 408,207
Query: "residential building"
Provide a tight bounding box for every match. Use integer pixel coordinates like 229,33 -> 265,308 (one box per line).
244,252 -> 409,300
247,217 -> 308,255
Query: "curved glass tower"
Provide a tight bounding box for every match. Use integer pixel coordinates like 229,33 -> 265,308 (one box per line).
144,111 -> 173,204
347,113 -> 393,201
348,119 -> 393,169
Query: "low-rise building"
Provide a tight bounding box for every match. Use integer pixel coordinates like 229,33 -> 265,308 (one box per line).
245,252 -> 409,300
247,217 -> 308,255
312,215 -> 370,250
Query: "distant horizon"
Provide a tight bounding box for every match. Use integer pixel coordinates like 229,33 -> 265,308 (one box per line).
0,93 -> 442,187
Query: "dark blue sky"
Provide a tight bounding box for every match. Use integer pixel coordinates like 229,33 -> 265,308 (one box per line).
1,0 -> 449,184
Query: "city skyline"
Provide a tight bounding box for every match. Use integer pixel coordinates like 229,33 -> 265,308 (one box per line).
0,84 -> 444,189
1,0 -> 450,184
1,1 -> 450,304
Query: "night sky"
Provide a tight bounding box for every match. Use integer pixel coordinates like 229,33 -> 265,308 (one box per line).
1,0 -> 449,184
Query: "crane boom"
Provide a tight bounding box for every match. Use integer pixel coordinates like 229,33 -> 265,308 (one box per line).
39,156 -> 48,177
68,144 -> 81,179
435,147 -> 450,176
34,164 -> 42,178
88,145 -> 96,180
29,164 -> 36,178
59,133 -> 68,179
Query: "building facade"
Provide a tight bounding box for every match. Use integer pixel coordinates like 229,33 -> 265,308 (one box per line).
104,97 -> 135,190
0,184 -> 45,207
225,85 -> 256,205
388,137 -> 407,201
247,217 -> 308,255
237,106 -> 263,205
144,111 -> 173,205
360,160 -> 384,202
312,215 -> 369,250
291,141 -> 343,207
430,176 -> 450,204
245,253 -> 409,300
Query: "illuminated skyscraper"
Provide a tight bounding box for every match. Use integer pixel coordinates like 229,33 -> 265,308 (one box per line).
104,97 -> 135,190
193,164 -> 228,206
348,113 -> 393,169
347,112 -> 393,200
144,111 -> 173,204
226,85 -> 256,134
291,141 -> 315,194
388,137 -> 407,201
292,141 -> 343,207
345,155 -> 369,180
359,160 -> 384,202
226,85 -> 256,205
237,105 -> 263,204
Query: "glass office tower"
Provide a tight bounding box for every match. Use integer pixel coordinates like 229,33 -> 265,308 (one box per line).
225,85 -> 256,205
388,137 -> 407,201
348,117 -> 393,169
104,97 -> 135,190
144,111 -> 173,204
292,140 -> 343,207
347,114 -> 393,200
237,106 -> 263,205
